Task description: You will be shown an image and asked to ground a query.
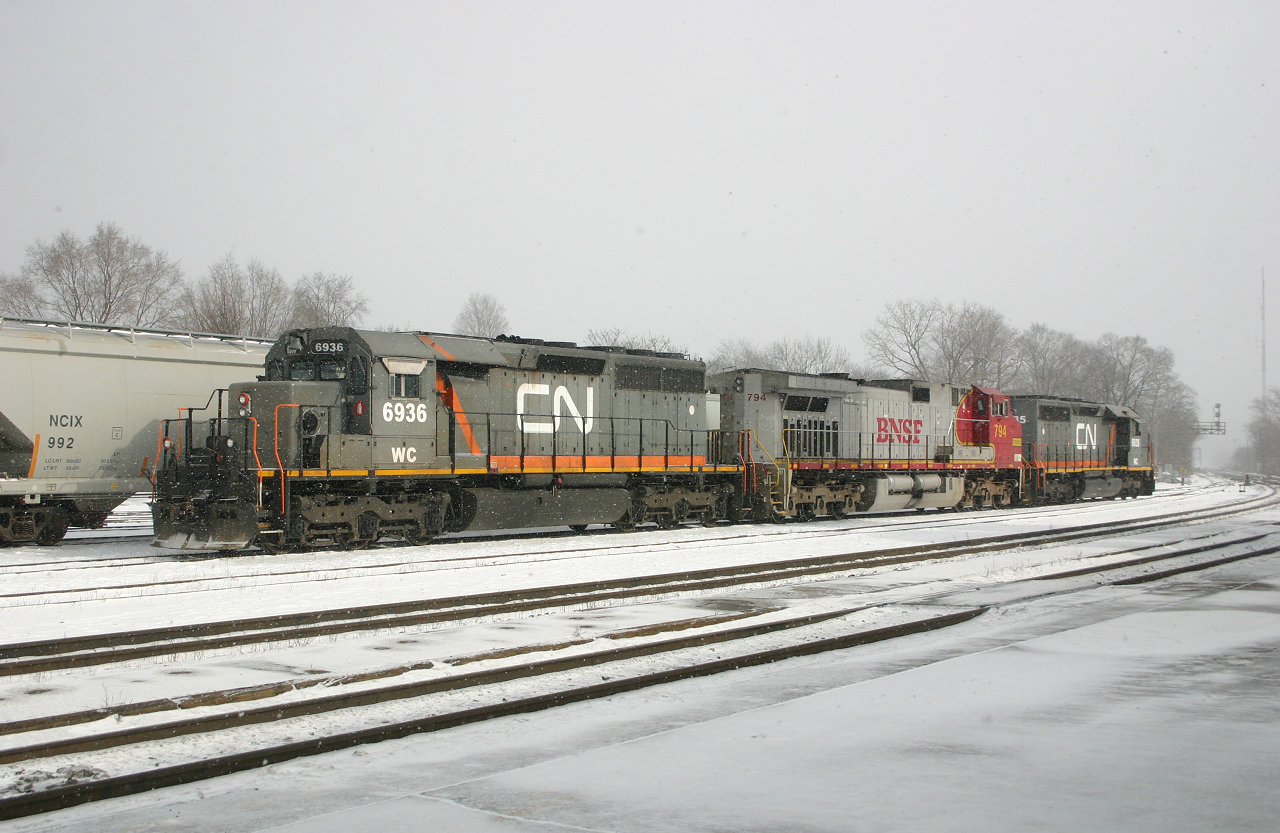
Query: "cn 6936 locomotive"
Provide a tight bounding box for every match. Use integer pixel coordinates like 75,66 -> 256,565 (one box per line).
151,327 -> 1155,551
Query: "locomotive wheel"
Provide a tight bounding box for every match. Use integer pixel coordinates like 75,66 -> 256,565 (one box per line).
568,524 -> 589,533
655,514 -> 677,530
829,501 -> 846,520
795,503 -> 815,522
402,527 -> 431,546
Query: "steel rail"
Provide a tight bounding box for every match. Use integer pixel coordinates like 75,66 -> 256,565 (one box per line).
0,608 -> 983,820
5,524 -> 1280,820
3,493 -> 1277,677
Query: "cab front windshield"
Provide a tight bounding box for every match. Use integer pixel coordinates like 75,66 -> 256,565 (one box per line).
289,360 -> 347,381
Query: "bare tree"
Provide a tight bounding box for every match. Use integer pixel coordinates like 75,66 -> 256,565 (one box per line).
586,327 -> 687,354
453,293 -> 508,338
291,271 -> 370,329
1012,324 -> 1086,394
19,223 -> 183,326
709,335 -> 867,376
862,299 -> 1018,385
0,272 -> 48,317
1243,387 -> 1280,474
930,302 -> 1021,387
177,253 -> 293,337
861,299 -> 945,379
708,338 -> 772,374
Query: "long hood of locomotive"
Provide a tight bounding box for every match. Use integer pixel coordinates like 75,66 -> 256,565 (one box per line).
248,328 -> 721,475
710,370 -> 1015,466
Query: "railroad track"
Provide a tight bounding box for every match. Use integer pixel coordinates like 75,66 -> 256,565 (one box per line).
3,488 -> 1276,677
2,491 -> 1279,818
0,481 -> 1260,611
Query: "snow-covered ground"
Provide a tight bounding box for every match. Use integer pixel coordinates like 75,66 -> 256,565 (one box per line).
2,478 -> 1278,831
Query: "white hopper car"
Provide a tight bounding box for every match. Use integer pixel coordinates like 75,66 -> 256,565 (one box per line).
0,318 -> 270,544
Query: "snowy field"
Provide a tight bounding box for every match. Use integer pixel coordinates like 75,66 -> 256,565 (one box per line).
2,477 -> 1278,831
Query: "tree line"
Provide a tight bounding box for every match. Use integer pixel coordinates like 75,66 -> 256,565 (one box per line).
0,223 -> 369,337
591,299 -> 1201,468
2,229 -> 1205,467
1237,389 -> 1280,475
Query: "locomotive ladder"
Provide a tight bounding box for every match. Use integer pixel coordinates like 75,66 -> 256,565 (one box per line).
741,430 -> 787,517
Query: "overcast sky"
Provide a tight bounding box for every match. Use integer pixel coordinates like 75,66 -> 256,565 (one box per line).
2,1 -> 1276,464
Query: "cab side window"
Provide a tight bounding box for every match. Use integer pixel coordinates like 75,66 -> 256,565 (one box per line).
391,373 -> 420,398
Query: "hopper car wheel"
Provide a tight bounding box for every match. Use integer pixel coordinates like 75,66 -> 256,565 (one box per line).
35,511 -> 69,546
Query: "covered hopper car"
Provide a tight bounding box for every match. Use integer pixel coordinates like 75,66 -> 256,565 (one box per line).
0,318 -> 271,544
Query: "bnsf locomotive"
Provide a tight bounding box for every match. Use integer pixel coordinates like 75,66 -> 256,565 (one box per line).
151,327 -> 1155,551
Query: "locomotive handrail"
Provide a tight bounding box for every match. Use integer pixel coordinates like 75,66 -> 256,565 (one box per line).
441,410 -> 713,473
780,425 -> 962,467
273,404 -> 302,519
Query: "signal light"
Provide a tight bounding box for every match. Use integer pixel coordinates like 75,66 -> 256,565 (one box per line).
162,437 -> 173,450
238,392 -> 250,407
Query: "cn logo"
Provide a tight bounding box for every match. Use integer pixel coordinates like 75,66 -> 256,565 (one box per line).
517,384 -> 594,434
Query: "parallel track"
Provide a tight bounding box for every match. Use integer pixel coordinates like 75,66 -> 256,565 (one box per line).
2,491 -> 1278,819
4,490 -> 1277,676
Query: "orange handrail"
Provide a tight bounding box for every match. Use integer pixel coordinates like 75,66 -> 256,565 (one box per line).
273,403 -> 301,510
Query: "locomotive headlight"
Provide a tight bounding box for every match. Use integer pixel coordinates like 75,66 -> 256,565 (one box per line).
225,438 -> 235,448
162,437 -> 174,450
239,408 -> 248,417
237,392 -> 251,413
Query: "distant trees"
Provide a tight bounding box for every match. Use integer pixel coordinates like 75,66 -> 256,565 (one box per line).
862,299 -> 1019,387
290,272 -> 370,330
176,254 -> 293,337
586,327 -> 688,354
0,273 -> 46,317
2,224 -> 371,339
857,298 -> 1200,466
176,256 -> 369,337
452,293 -> 509,338
709,335 -> 868,376
1014,324 -> 1087,394
2,223 -> 183,326
1238,388 -> 1280,474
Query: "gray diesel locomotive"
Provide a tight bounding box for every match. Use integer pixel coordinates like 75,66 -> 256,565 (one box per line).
151,327 -> 1155,551
152,327 -> 734,550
